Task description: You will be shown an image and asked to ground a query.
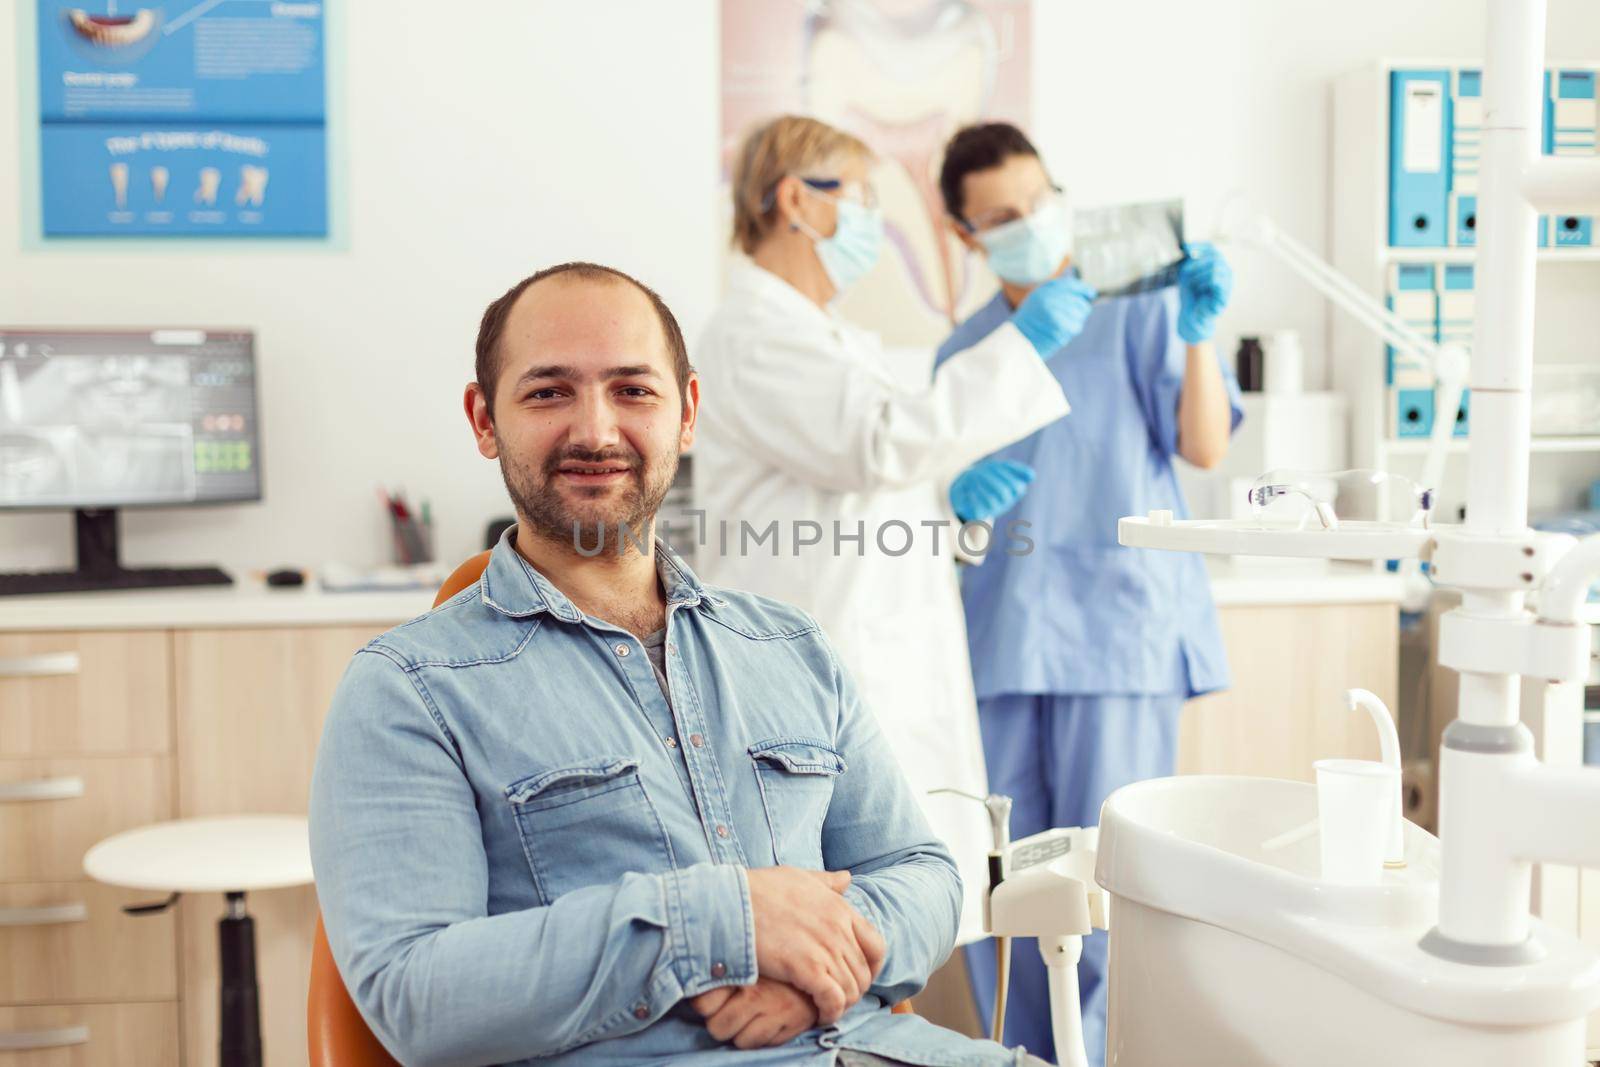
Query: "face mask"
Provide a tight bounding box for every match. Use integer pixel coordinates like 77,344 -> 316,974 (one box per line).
796,195 -> 884,294
977,195 -> 1073,286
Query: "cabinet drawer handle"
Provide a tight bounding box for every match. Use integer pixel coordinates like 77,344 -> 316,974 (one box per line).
0,777 -> 85,802
0,902 -> 89,926
0,1026 -> 90,1050
0,652 -> 81,678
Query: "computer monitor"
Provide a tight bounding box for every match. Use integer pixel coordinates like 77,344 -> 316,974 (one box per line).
0,328 -> 260,594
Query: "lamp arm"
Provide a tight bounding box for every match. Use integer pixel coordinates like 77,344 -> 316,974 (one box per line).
1220,212 -> 1469,608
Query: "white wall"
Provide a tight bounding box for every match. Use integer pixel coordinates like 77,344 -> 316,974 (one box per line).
3,1 -> 1598,575
0,1 -> 722,573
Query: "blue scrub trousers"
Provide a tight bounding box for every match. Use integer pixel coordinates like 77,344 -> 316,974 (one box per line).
963,693 -> 1184,1067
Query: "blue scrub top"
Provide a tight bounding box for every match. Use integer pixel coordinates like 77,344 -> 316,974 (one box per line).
935,286 -> 1243,700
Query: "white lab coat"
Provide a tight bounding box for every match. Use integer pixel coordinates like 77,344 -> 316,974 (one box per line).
692,259 -> 1070,943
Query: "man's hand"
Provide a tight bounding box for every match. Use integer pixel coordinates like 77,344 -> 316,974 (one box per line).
745,867 -> 887,1023
691,977 -> 817,1049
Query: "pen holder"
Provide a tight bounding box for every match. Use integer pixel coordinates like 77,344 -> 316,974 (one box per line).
389,513 -> 434,565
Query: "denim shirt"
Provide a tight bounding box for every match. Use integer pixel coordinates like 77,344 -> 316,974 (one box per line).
309,529 -> 1029,1067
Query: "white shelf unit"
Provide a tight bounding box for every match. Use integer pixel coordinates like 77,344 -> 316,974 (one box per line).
1383,246 -> 1600,264
1380,435 -> 1600,456
1332,60 -> 1600,521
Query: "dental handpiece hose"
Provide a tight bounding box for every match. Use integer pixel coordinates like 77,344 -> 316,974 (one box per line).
984,845 -> 1010,1043
992,929 -> 1010,1044
930,788 -> 1014,1045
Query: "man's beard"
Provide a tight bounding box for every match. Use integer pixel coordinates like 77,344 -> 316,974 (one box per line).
497,437 -> 678,557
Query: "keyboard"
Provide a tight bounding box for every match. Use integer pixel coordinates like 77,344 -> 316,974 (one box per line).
0,566 -> 233,596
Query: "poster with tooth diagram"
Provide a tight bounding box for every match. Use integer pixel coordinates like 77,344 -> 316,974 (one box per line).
720,0 -> 1031,348
34,1 -> 327,236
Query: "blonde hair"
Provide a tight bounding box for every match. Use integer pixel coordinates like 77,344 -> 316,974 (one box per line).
731,115 -> 873,255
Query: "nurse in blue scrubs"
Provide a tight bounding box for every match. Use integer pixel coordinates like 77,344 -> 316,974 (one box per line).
934,123 -> 1243,1067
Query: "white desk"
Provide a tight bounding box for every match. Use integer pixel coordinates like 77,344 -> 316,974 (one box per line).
0,561 -> 1402,634
0,578 -> 436,632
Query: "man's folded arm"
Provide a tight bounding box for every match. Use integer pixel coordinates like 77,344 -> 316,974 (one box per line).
308,649 -> 755,1067
816,640 -> 964,1006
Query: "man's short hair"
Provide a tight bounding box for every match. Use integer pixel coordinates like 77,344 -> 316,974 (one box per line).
938,122 -> 1043,225
474,262 -> 691,416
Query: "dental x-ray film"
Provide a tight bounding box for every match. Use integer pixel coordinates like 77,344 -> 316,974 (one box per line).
1073,199 -> 1186,299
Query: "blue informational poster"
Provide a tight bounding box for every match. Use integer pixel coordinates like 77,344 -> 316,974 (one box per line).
34,1 -> 328,237
41,124 -> 327,235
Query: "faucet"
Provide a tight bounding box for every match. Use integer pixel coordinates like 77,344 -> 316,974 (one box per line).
1346,689 -> 1405,867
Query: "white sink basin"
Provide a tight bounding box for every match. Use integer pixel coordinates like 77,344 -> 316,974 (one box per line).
1097,775 -> 1438,930
1094,776 -> 1600,1067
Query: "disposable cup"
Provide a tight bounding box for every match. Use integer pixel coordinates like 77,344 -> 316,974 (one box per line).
1315,758 -> 1398,885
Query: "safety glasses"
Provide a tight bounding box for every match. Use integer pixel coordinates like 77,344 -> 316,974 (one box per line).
762,175 -> 880,212
1248,469 -> 1435,530
963,185 -> 1065,236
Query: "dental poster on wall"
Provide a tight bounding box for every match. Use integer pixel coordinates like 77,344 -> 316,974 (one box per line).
34,1 -> 327,237
720,0 -> 1031,348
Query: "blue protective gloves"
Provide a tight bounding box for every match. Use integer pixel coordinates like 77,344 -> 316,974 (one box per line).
950,459 -> 1036,523
1176,241 -> 1234,344
1009,275 -> 1097,359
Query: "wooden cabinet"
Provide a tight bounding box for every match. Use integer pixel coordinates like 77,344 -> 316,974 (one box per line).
0,757 -> 173,883
0,883 -> 178,1004
172,626 -> 383,1067
0,634 -> 176,1066
0,633 -> 171,758
0,1003 -> 180,1066
1178,602 -> 1399,778
0,623 -> 392,1067
173,628 -> 374,816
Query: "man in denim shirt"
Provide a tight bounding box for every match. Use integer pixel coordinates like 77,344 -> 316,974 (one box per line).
309,262 -> 1048,1066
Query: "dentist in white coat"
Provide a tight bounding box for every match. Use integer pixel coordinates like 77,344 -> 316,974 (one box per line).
694,115 -> 1095,941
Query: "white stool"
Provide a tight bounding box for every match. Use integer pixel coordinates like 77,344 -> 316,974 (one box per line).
84,816 -> 313,1067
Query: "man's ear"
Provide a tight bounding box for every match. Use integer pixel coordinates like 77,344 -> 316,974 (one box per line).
465,382 -> 499,459
678,372 -> 700,452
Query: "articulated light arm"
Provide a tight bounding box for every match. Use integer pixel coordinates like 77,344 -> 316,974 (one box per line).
1219,212 -> 1470,543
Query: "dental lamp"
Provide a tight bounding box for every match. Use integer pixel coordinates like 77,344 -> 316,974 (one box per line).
1214,203 -> 1471,610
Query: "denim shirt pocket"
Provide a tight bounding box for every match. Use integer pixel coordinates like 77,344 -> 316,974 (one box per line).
748,738 -> 846,868
504,756 -> 676,904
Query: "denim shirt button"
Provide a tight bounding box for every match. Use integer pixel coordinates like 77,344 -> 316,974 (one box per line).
715,824 -> 730,838
632,1003 -> 650,1020
689,733 -> 705,748
614,643 -> 631,657
711,961 -> 727,978
664,737 -> 678,749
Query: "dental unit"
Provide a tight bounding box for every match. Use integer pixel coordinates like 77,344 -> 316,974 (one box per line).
1106,1 -> 1600,1061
